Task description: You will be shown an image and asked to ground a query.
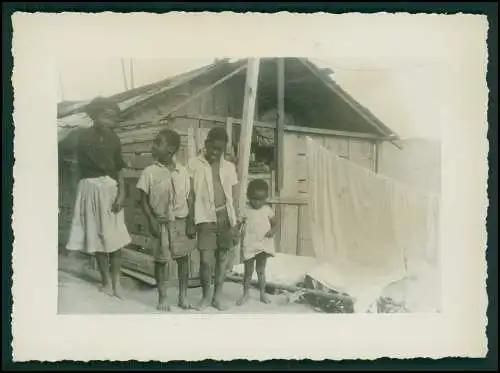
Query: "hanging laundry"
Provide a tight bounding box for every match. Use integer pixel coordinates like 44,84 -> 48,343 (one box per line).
305,137 -> 440,312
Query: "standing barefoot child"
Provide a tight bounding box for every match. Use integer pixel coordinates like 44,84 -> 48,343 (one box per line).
137,129 -> 195,312
186,127 -> 241,311
66,97 -> 130,300
237,179 -> 277,306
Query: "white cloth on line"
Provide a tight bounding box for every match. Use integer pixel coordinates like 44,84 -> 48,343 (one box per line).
66,176 -> 131,254
305,137 -> 440,312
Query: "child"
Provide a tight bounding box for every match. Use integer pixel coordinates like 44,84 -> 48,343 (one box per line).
186,127 -> 240,311
236,179 -> 277,306
137,129 -> 195,312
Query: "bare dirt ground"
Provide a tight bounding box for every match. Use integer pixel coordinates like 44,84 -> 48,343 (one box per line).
58,254 -> 317,315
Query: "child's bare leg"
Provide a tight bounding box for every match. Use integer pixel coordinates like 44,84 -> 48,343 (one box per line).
237,259 -> 254,306
154,261 -> 170,311
95,252 -> 112,294
194,250 -> 214,311
177,256 -> 191,309
256,253 -> 271,304
212,248 -> 229,311
110,248 -> 125,300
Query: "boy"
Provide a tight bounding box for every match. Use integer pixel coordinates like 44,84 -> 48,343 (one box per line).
137,129 -> 195,311
186,127 -> 240,311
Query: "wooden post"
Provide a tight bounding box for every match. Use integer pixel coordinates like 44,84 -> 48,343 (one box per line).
194,120 -> 201,155
225,117 -> 233,156
276,58 -> 286,193
129,58 -> 135,90
236,58 -> 261,212
275,58 -> 286,252
120,58 -> 129,91
374,140 -> 381,173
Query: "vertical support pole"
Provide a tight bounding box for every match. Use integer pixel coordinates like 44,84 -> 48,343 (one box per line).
236,59 -> 261,212
194,120 -> 201,155
129,58 -> 135,90
296,205 -> 302,256
374,140 -> 381,173
229,59 -> 260,270
275,58 -> 286,251
120,58 -> 129,91
276,58 -> 286,193
225,116 -> 233,156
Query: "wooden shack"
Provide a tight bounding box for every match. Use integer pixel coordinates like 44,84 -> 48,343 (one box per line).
58,58 -> 400,283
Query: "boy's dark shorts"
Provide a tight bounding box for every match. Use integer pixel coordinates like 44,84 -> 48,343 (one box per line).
155,218 -> 195,263
197,208 -> 236,251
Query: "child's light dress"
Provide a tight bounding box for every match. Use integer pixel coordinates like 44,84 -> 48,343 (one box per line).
241,204 -> 276,261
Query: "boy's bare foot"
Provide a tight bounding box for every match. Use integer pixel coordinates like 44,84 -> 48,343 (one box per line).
236,293 -> 250,306
194,298 -> 211,311
212,298 -> 229,311
157,297 -> 171,312
260,294 -> 272,304
99,283 -> 113,296
178,299 -> 193,310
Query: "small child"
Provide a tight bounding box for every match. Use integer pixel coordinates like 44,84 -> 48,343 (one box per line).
236,179 -> 277,306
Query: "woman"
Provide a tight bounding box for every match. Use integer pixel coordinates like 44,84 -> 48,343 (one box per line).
66,97 -> 131,299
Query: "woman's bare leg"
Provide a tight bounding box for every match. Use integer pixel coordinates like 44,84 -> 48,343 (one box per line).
95,252 -> 112,295
110,248 -> 125,300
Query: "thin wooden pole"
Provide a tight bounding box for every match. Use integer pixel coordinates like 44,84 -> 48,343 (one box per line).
129,58 -> 135,90
237,58 -> 260,215
120,58 -> 129,91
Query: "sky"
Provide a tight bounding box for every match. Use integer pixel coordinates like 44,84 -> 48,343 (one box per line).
54,14 -> 487,142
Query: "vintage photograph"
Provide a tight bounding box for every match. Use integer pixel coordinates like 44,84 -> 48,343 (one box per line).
11,11 -> 490,362
57,57 -> 442,315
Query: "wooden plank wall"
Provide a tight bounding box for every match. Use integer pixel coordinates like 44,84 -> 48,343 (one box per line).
280,133 -> 376,257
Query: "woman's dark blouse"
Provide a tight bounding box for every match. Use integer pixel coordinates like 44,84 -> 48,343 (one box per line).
76,127 -> 126,181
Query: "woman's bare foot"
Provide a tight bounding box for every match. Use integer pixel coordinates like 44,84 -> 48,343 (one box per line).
236,293 -> 250,306
112,285 -> 125,301
212,298 -> 229,311
99,283 -> 113,296
157,297 -> 171,312
194,298 -> 211,311
260,293 -> 272,304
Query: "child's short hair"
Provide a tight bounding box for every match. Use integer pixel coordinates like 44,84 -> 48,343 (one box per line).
247,179 -> 269,199
206,127 -> 229,144
155,129 -> 181,151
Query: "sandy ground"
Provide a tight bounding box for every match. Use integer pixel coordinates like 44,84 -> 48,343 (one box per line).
58,254 -> 317,315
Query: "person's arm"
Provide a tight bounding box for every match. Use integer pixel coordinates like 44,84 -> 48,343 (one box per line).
112,136 -> 127,213
140,190 -> 160,238
185,161 -> 197,238
185,177 -> 197,239
265,207 -> 277,238
230,163 -> 242,224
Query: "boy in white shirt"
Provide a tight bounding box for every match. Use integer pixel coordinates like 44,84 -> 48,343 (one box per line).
186,127 -> 240,311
